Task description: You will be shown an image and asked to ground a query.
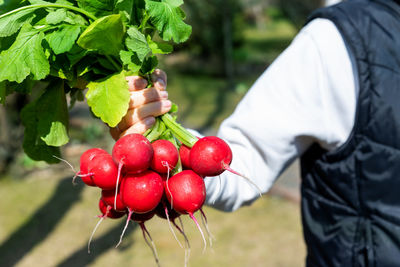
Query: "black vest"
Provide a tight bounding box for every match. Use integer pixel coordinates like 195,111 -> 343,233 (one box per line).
301,0 -> 400,266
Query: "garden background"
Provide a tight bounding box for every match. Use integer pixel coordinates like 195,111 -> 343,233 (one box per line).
0,1 -> 332,266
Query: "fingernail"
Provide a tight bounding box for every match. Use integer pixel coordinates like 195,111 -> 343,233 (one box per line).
156,78 -> 165,88
162,100 -> 171,108
159,91 -> 168,99
144,117 -> 155,127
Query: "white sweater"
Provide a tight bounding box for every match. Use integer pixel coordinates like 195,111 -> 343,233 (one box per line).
204,18 -> 358,211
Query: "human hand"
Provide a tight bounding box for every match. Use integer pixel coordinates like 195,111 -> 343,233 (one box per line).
109,69 -> 171,140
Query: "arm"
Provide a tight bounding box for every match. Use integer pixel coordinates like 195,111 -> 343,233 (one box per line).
204,18 -> 357,211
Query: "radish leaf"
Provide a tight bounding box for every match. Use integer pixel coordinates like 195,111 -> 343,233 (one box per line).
147,36 -> 173,55
0,24 -> 50,83
77,14 -> 125,56
0,8 -> 38,37
46,8 -> 68,24
145,0 -> 191,43
120,50 -> 141,73
86,72 -> 130,127
36,80 -> 69,146
46,25 -> 81,54
77,0 -> 115,17
125,27 -> 150,61
21,99 -> 61,163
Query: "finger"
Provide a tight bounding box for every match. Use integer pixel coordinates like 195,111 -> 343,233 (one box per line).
109,126 -> 120,141
118,100 -> 171,132
151,69 -> 167,90
151,69 -> 167,84
153,78 -> 166,91
129,87 -> 168,109
120,117 -> 156,137
126,76 -> 148,91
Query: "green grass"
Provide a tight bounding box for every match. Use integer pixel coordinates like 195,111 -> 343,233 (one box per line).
0,174 -> 305,267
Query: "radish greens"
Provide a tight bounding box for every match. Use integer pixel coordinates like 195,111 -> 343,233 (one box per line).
0,0 -> 191,163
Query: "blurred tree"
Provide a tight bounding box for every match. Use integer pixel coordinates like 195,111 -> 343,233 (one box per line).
183,0 -> 244,86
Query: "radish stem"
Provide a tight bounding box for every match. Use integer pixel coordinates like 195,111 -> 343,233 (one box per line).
114,160 -> 124,210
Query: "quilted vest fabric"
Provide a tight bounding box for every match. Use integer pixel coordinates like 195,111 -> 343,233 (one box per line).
300,0 -> 400,266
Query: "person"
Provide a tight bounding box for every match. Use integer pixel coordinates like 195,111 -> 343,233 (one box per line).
110,0 -> 400,265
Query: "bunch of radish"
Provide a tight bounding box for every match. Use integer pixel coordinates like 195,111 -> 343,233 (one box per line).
72,113 -> 260,266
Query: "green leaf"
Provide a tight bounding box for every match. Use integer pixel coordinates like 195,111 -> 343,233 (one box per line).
0,24 -> 50,83
140,55 -> 157,74
145,0 -> 191,43
0,1 -> 26,15
120,50 -> 141,73
36,80 -> 69,146
77,14 -> 125,56
21,99 -> 61,163
98,57 -> 116,71
147,36 -> 173,55
46,8 -> 68,24
66,45 -> 88,66
28,0 -> 49,4
125,27 -> 150,62
46,25 -> 81,54
0,8 -> 37,37
55,0 -> 75,5
65,11 -> 89,25
86,72 -> 130,127
115,0 -> 145,24
77,0 -> 115,17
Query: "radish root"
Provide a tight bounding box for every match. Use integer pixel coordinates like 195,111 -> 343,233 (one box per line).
173,220 -> 191,267
189,212 -> 207,254
164,203 -> 183,248
200,208 -> 215,247
140,223 -> 161,267
116,209 -> 132,248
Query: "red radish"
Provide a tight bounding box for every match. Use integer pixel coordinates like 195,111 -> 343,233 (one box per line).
80,148 -> 108,174
112,133 -> 154,174
54,148 -> 107,186
189,136 -> 262,195
87,153 -> 119,190
98,198 -> 125,219
112,134 -> 154,211
165,170 -> 206,214
151,139 -> 179,173
117,171 -> 163,249
165,170 -> 207,250
121,170 -> 164,214
101,189 -> 126,212
189,136 -> 232,177
179,144 -> 191,169
131,210 -> 156,223
155,200 -> 180,221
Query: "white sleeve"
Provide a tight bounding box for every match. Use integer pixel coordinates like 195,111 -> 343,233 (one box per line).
204,18 -> 357,212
